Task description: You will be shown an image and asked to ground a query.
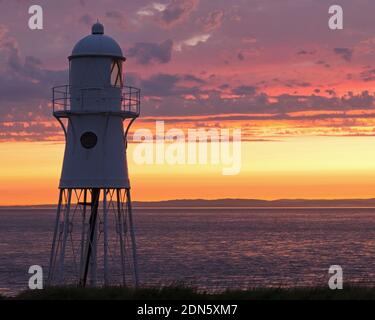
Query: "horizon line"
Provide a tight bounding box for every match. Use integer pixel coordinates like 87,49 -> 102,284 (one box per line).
3,197 -> 375,208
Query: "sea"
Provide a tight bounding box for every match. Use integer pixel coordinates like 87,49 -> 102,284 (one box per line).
1,207 -> 375,296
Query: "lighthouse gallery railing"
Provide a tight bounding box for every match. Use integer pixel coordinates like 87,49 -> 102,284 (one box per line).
52,85 -> 140,117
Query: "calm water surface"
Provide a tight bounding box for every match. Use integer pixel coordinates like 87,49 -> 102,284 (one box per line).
1,207 -> 375,295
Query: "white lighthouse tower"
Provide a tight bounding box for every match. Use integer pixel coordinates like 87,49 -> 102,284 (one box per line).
48,22 -> 140,287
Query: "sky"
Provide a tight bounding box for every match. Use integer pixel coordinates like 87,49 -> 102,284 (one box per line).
2,0 -> 375,204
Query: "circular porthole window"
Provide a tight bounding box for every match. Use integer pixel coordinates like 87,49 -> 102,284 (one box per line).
80,131 -> 98,149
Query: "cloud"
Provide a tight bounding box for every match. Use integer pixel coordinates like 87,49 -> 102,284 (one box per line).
136,72 -> 375,117
106,10 -> 122,19
175,33 -> 210,51
271,78 -> 311,89
105,10 -> 127,28
200,10 -> 224,32
127,40 -> 173,65
0,121 -> 61,142
334,48 -> 353,62
160,0 -> 199,27
0,30 -> 67,121
297,50 -> 316,55
141,73 -> 180,96
182,74 -> 205,84
4,0 -> 375,141
79,14 -> 94,26
237,52 -> 245,61
137,3 -> 167,17
326,89 -> 336,96
360,68 -> 375,82
315,60 -> 330,68
140,73 -> 203,97
232,85 -> 257,96
136,0 -> 198,28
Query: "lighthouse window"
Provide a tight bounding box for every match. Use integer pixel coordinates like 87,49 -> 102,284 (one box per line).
80,132 -> 98,149
111,60 -> 123,87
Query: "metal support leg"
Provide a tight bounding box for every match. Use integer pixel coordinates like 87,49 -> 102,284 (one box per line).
126,188 -> 139,287
58,189 -> 72,284
80,188 -> 100,287
79,189 -> 87,279
103,189 -> 109,286
47,188 -> 63,285
117,189 -> 126,286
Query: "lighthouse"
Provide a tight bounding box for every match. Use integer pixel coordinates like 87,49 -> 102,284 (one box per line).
48,22 -> 140,287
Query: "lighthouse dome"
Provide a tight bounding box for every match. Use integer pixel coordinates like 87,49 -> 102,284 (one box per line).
70,22 -> 125,60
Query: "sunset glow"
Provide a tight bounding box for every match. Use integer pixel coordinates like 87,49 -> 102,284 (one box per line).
2,135 -> 375,205
2,1 -> 375,204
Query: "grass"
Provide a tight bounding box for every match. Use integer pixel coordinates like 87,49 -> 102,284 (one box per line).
5,285 -> 375,300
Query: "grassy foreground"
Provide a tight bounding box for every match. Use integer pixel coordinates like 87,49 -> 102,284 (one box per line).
4,285 -> 375,300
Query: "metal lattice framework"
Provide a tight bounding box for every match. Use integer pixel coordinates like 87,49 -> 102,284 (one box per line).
47,188 -> 139,287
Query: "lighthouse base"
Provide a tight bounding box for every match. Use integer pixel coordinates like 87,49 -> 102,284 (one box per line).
47,188 -> 139,288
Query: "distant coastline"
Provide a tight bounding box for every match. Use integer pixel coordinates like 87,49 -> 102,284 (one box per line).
3,198 -> 375,208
